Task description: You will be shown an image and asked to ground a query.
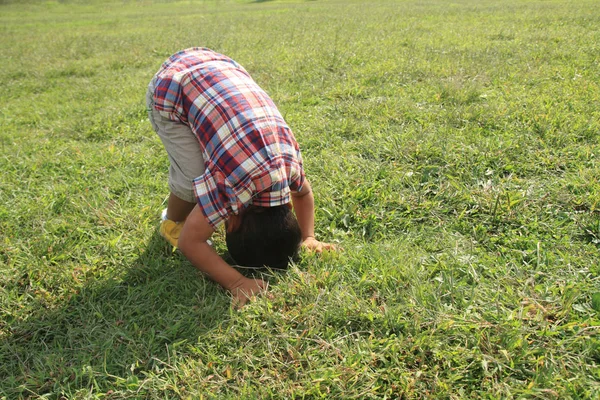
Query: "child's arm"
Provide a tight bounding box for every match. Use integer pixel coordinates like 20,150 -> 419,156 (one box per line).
291,179 -> 337,252
178,205 -> 266,307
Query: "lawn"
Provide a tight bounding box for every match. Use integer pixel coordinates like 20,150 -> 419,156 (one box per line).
1,0 -> 599,398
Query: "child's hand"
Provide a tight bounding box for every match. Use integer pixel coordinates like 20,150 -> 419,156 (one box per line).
229,277 -> 267,308
302,237 -> 338,253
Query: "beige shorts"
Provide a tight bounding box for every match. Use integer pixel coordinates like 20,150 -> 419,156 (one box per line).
146,77 -> 205,203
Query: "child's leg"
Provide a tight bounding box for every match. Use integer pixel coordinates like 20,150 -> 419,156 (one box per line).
146,78 -> 205,223
166,192 -> 196,222
153,113 -> 205,222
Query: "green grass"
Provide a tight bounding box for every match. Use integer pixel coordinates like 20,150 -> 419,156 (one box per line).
1,0 -> 599,398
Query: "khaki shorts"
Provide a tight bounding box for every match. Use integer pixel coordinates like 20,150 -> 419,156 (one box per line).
146,77 -> 205,203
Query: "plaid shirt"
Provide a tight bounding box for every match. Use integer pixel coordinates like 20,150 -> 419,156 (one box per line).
152,48 -> 305,228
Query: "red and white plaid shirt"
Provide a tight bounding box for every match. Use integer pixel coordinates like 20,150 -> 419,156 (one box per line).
152,48 -> 305,228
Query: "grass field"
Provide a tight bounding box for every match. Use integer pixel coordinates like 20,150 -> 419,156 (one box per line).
1,0 -> 599,398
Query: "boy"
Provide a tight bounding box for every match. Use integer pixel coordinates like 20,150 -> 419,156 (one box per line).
146,48 -> 335,307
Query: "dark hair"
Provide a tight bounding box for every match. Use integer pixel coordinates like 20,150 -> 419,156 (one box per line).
226,205 -> 302,269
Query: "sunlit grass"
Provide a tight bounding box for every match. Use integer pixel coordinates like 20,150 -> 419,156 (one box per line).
1,0 -> 599,398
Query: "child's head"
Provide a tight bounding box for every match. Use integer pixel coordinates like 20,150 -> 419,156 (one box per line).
226,204 -> 301,269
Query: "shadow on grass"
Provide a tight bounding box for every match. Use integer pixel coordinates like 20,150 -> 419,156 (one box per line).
1,229 -> 232,396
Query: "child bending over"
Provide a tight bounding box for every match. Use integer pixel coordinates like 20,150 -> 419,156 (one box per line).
146,48 -> 335,307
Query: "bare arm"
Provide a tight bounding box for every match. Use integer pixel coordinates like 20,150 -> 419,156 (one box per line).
178,205 -> 266,307
291,179 -> 337,252
291,180 -> 316,241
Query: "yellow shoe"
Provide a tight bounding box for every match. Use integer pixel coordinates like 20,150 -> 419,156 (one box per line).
160,219 -> 184,248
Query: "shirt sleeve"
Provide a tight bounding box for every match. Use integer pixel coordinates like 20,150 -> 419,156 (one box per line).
192,167 -> 236,228
288,148 -> 305,193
